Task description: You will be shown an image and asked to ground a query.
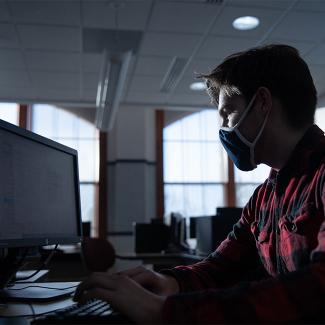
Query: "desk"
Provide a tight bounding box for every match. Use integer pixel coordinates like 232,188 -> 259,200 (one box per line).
39,245 -> 87,281
116,252 -> 204,270
0,282 -> 78,324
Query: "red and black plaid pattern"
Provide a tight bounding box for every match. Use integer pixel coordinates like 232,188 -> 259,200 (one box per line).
162,125 -> 325,323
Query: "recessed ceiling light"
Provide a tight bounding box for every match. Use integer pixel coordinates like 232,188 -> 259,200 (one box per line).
232,16 -> 259,30
190,82 -> 206,91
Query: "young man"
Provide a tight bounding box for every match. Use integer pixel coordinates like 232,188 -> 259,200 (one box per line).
74,44 -> 325,323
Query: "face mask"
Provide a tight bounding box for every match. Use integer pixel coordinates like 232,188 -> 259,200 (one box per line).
219,93 -> 270,171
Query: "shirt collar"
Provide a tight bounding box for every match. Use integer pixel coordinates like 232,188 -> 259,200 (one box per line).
268,125 -> 325,188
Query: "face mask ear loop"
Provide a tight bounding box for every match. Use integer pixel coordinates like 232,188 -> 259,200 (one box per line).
249,107 -> 272,167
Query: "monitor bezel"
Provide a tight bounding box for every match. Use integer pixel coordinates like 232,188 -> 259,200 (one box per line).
0,118 -> 83,248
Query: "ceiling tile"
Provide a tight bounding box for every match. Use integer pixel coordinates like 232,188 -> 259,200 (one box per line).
82,88 -> 97,103
82,53 -> 102,73
0,69 -> 30,87
134,56 -> 172,76
9,0 -> 80,26
210,6 -> 284,39
197,36 -> 257,59
295,0 -> 325,12
31,71 -> 79,89
18,24 -> 80,51
227,0 -> 294,9
125,91 -> 169,105
269,11 -> 325,42
174,75 -> 202,94
26,50 -> 80,71
0,86 -> 35,101
149,2 -> 217,33
0,2 -> 11,22
82,72 -> 99,90
185,58 -> 222,76
0,23 -> 19,48
168,92 -> 210,106
36,88 -> 81,102
82,0 -> 151,31
304,44 -> 325,66
128,75 -> 163,92
140,32 -> 201,56
308,64 -> 325,85
261,39 -> 314,57
0,49 -> 24,69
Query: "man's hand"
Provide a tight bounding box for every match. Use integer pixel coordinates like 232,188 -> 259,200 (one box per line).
117,265 -> 180,296
73,272 -> 166,324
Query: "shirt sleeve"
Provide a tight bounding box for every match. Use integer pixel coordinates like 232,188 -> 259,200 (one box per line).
161,204 -> 325,324
160,189 -> 266,293
162,260 -> 325,324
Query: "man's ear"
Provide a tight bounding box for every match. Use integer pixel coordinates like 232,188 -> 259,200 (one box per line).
257,87 -> 272,114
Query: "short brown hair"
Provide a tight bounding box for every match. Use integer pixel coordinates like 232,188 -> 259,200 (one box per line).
203,44 -> 317,129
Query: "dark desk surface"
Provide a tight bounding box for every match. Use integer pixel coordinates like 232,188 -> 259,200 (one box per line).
116,252 -> 204,261
116,252 -> 204,270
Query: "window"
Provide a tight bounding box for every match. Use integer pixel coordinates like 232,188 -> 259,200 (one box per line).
164,110 -> 228,217
234,165 -> 270,207
0,103 -> 19,126
32,104 -> 99,232
163,109 -> 270,217
315,107 -> 325,130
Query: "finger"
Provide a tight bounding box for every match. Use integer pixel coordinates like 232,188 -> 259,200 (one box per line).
74,274 -> 120,301
77,287 -> 112,306
116,265 -> 147,277
130,272 -> 155,287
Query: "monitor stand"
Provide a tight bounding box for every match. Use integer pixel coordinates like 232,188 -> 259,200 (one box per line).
0,282 -> 78,302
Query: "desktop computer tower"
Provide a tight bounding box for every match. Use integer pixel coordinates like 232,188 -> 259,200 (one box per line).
134,223 -> 171,253
195,207 -> 242,256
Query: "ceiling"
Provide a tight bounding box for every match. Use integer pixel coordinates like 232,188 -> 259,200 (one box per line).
1,0 -> 325,110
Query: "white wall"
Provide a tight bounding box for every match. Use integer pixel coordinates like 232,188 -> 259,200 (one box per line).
106,106 -> 156,269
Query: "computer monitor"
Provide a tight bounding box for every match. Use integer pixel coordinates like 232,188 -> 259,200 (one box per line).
168,213 -> 189,252
0,119 -> 82,296
195,207 -> 242,256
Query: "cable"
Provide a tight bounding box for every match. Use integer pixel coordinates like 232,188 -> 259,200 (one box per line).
14,244 -> 59,282
28,303 -> 36,319
7,284 -> 78,291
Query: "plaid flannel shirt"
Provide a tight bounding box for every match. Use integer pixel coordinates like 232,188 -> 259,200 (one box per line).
162,125 -> 325,324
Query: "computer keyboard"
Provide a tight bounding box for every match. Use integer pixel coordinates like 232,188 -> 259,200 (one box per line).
31,299 -> 134,324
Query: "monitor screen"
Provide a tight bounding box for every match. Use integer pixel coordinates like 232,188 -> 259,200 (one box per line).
0,119 -> 82,248
170,213 -> 187,246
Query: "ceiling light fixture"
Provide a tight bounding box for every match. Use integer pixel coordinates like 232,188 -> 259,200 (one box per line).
95,50 -> 132,131
190,82 -> 206,91
232,16 -> 259,30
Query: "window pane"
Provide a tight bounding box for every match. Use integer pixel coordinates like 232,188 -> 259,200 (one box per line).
32,104 -> 55,137
182,113 -> 201,141
80,183 -> 97,223
164,141 -> 184,182
0,103 -> 19,126
315,107 -> 325,131
202,185 -> 226,214
32,104 -> 99,229
78,117 -> 98,139
236,184 -> 261,208
165,184 -> 225,217
202,142 -> 228,182
183,142 -> 203,182
164,120 -> 182,141
57,108 -> 77,138
164,109 -> 227,217
78,140 -> 98,182
202,109 -> 218,141
235,164 -> 270,183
